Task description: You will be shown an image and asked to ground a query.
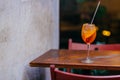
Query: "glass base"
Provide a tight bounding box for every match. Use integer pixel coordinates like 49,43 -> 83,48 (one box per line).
81,58 -> 93,63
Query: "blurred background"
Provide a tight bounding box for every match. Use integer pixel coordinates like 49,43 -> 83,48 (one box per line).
60,0 -> 120,49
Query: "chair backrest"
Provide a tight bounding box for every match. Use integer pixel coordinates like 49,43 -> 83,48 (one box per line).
50,65 -> 120,80
68,38 -> 120,50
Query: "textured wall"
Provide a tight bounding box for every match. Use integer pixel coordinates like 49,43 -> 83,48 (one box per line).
0,0 -> 59,80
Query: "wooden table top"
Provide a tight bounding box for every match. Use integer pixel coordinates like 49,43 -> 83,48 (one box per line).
30,49 -> 120,70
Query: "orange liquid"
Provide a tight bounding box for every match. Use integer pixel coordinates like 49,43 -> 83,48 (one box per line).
81,23 -> 96,44
82,32 -> 96,43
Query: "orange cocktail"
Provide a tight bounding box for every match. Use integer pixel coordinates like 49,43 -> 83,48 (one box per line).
81,23 -> 97,63
81,23 -> 96,44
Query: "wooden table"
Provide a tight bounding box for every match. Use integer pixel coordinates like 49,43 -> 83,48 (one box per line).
30,49 -> 120,70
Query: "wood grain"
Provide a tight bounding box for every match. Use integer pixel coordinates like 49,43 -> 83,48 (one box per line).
30,49 -> 120,70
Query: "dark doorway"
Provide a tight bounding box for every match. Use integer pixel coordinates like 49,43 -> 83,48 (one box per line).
60,0 -> 120,49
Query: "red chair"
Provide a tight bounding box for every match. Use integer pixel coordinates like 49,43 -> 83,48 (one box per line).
97,44 -> 120,50
68,38 -> 120,50
50,65 -> 120,80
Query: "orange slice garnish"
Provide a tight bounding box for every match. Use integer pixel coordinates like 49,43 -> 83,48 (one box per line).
82,23 -> 96,39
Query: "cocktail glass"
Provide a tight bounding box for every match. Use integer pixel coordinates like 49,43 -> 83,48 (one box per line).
81,23 -> 97,63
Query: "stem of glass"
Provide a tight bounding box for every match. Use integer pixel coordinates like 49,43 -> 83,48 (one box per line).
86,43 -> 90,60
81,43 -> 93,63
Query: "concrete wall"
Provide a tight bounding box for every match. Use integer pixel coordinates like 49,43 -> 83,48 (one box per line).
0,0 -> 59,80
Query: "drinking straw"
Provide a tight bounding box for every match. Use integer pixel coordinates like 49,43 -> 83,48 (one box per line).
91,0 -> 101,24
